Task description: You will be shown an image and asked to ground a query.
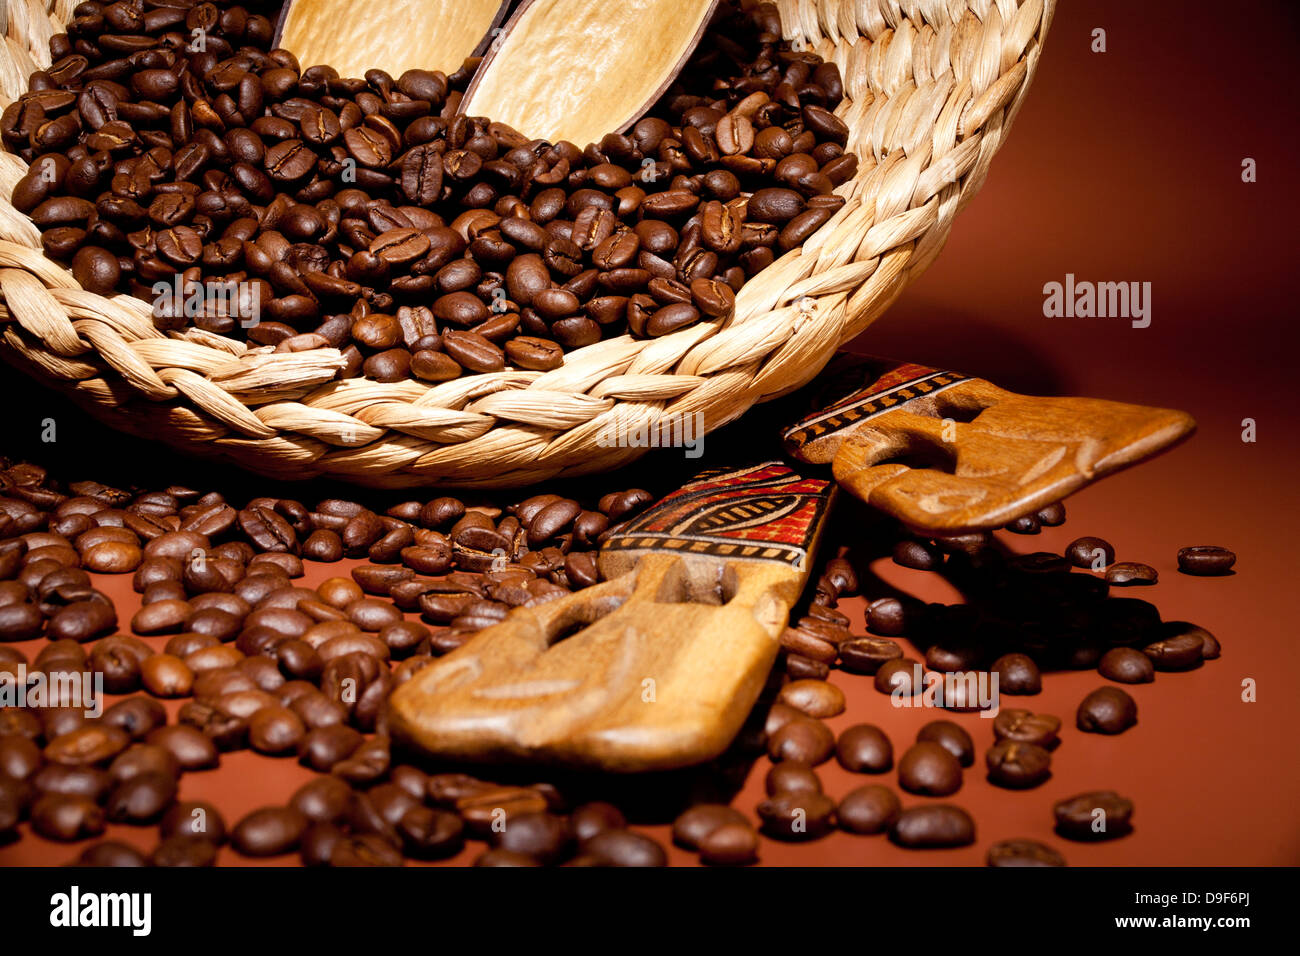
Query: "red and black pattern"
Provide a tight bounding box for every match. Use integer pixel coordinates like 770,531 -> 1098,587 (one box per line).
781,356 -> 968,453
603,462 -> 833,568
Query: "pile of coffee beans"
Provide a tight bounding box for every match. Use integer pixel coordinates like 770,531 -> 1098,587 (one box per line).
0,446 -> 1234,865
5,1 -> 854,384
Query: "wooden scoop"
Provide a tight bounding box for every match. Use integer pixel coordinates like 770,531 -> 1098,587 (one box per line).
782,355 -> 1196,534
274,0 -> 511,79
461,0 -> 719,146
388,462 -> 834,772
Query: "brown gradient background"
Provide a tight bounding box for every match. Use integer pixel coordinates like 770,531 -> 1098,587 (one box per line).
3,0 -> 1299,866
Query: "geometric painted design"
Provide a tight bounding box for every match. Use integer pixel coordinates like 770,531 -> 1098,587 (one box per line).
781,356 -> 968,453
603,461 -> 833,568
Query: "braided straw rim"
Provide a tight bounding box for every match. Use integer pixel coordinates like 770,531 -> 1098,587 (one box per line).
0,0 -> 1055,488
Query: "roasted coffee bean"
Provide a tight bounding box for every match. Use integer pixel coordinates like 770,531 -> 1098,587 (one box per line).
697,822 -> 758,865
1006,514 -> 1040,534
987,838 -> 1067,867
151,835 -> 218,867
455,786 -> 548,838
1163,621 -> 1219,660
1106,561 -> 1158,586
1176,545 -> 1235,575
1066,536 -> 1114,569
248,705 -> 306,755
1098,646 -> 1156,683
776,678 -> 845,718
31,793 -> 106,841
890,804 -> 975,849
107,743 -> 178,785
916,720 -> 975,767
672,804 -> 750,850
1053,791 -> 1133,841
867,597 -> 908,635
838,785 -> 901,835
780,626 -> 837,665
141,653 -> 194,697
838,637 -> 903,674
488,811 -> 571,865
77,840 -> 150,868
397,805 -> 464,859
290,775 -> 352,824
332,833 -> 406,868
756,790 -> 836,841
161,800 -> 227,844
893,540 -> 941,570
874,658 -> 921,697
764,762 -> 822,797
898,742 -> 963,796
0,734 -> 43,780
574,828 -> 666,866
985,740 -> 1052,789
32,764 -> 111,803
990,652 -> 1041,695
297,725 -> 363,772
146,725 -> 219,771
106,770 -> 177,823
1076,686 -> 1138,734
766,717 -> 835,765
1142,631 -> 1205,671
232,805 -> 309,857
44,726 -> 129,767
993,710 -> 1061,749
834,724 -> 893,774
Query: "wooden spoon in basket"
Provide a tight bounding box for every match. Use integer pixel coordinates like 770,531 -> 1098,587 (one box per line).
273,0 -> 718,146
388,461 -> 836,773
781,354 -> 1197,534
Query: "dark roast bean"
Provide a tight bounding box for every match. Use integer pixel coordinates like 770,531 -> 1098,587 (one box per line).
985,740 -> 1052,789
489,811 -> 571,865
993,709 -> 1062,749
1106,562 -> 1158,586
890,805 -> 975,849
1176,546 -> 1235,575
1066,536 -> 1114,569
990,652 -> 1041,694
161,800 -> 227,844
106,770 -> 177,823
777,679 -> 845,718
898,742 -> 963,796
916,720 -> 974,767
232,805 -> 308,856
78,840 -> 150,868
837,785 -> 901,835
766,718 -> 835,765
672,804 -> 749,850
986,838 -> 1067,867
756,791 -> 836,841
834,724 -> 892,773
31,793 -> 106,841
1098,647 -> 1156,683
1076,686 -> 1138,734
838,637 -> 903,674
1053,791 -> 1133,841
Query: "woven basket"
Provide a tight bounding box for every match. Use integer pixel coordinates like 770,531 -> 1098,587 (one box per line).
0,0 -> 1054,488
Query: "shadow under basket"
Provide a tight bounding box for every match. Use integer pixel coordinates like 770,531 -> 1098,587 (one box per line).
0,0 -> 1054,489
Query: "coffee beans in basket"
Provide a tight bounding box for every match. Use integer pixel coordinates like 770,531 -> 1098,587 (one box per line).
5,1 -> 855,387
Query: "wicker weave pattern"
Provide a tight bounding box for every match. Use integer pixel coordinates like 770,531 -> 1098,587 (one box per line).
0,0 -> 1054,487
